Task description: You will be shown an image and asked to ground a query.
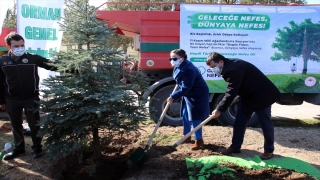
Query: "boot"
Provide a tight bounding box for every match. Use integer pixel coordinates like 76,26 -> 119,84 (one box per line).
191,139 -> 204,150
182,136 -> 192,144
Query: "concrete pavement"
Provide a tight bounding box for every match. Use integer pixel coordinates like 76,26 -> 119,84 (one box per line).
272,102 -> 320,120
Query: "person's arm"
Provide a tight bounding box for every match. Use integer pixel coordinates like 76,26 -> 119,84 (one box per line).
0,70 -> 6,110
170,68 -> 195,100
35,55 -> 58,71
214,71 -> 243,113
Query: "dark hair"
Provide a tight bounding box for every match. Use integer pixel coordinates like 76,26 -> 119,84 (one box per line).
171,49 -> 187,59
5,32 -> 24,46
206,52 -> 226,65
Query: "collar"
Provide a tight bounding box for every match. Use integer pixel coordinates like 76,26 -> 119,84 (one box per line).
9,52 -> 27,62
178,59 -> 190,70
220,59 -> 231,75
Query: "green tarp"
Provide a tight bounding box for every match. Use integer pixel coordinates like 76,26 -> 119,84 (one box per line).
186,155 -> 320,180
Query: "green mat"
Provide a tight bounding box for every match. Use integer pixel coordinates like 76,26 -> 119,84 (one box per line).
186,155 -> 320,180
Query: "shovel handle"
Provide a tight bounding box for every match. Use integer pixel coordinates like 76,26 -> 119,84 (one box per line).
172,115 -> 215,148
144,84 -> 179,152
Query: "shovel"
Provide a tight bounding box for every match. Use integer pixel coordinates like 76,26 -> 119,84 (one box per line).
128,84 -> 178,166
172,115 -> 215,148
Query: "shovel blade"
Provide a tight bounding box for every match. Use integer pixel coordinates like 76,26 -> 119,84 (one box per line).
128,147 -> 149,166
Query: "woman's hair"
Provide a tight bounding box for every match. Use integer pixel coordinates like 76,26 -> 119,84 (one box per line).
171,49 -> 187,59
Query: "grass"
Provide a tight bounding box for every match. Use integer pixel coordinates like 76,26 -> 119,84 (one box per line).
272,118 -> 320,127
205,73 -> 320,93
140,119 -> 155,125
144,133 -> 181,145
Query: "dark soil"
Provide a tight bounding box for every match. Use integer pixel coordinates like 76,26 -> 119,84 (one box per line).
0,122 -> 318,180
57,132 -> 317,180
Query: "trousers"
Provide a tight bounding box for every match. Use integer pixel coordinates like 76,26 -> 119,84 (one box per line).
5,96 -> 42,151
230,101 -> 274,153
182,104 -> 202,140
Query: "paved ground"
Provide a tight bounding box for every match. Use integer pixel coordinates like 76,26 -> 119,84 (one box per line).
271,102 -> 320,120
0,102 -> 319,121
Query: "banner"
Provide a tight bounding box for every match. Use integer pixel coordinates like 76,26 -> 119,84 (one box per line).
17,0 -> 64,89
180,4 -> 320,93
0,0 -> 14,35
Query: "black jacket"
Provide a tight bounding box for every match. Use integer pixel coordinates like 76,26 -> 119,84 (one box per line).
0,52 -> 56,103
216,59 -> 281,113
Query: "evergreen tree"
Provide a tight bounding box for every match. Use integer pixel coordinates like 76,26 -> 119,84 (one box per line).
38,0 -> 149,174
3,0 -> 17,29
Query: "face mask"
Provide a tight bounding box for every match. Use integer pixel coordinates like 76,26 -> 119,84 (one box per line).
170,59 -> 181,67
211,62 -> 223,74
12,47 -> 25,56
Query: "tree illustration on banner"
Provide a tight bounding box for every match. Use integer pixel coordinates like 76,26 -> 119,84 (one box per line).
271,18 -> 320,74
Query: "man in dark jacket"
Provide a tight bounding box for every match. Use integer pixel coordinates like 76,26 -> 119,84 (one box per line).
0,32 -> 57,160
167,49 -> 209,150
206,52 -> 281,160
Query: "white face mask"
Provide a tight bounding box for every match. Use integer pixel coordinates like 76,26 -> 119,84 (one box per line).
211,62 -> 223,74
170,59 -> 181,67
12,47 -> 25,56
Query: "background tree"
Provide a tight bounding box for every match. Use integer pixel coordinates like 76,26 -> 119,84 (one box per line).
106,33 -> 133,54
38,0 -> 149,174
3,0 -> 16,29
271,18 -> 320,74
238,0 -> 305,4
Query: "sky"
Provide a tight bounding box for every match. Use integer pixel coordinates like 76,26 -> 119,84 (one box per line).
306,0 -> 320,4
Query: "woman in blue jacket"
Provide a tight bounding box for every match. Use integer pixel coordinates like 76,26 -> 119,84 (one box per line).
166,49 -> 210,150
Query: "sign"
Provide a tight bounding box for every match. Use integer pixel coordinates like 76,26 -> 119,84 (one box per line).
180,4 -> 320,93
17,0 -> 64,89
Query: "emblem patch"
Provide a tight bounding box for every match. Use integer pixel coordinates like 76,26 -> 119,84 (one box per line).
146,60 -> 154,67
22,58 -> 28,63
3,62 -> 7,66
8,61 -> 13,65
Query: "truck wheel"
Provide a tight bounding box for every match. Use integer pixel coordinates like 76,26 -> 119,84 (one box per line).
213,94 -> 260,127
149,84 -> 183,126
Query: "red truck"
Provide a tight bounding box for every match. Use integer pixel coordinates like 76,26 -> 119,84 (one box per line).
96,2 -> 320,127
2,3 -> 319,127
0,28 -> 15,56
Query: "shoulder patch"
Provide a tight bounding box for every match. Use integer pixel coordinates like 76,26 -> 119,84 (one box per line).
22,58 -> 29,63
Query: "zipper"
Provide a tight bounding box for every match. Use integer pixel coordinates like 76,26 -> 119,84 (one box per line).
17,63 -> 24,99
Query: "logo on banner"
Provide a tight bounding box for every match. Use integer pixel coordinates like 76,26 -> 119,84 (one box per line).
305,77 -> 317,87
197,66 -> 206,75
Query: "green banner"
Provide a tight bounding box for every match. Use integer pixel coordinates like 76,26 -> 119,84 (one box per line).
188,13 -> 270,30
190,58 -> 206,62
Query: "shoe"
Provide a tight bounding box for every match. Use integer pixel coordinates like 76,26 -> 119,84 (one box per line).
182,136 -> 192,144
191,139 -> 204,150
33,149 -> 44,159
3,150 -> 26,160
221,148 -> 241,155
260,152 -> 273,160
